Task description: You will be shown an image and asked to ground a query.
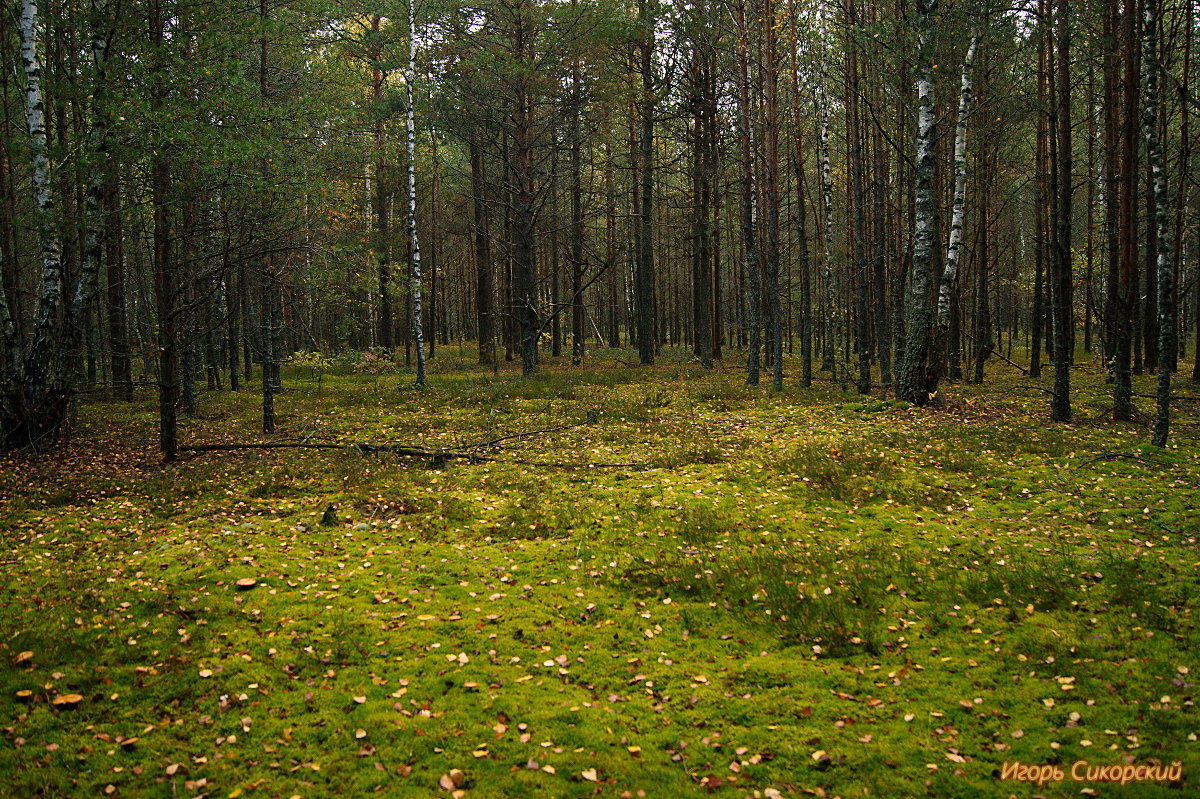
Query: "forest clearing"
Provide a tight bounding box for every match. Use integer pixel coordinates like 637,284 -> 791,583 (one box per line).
1,357 -> 1197,798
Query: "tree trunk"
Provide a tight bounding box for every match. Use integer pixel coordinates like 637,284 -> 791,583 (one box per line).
932,34 -> 979,394
636,0 -> 655,366
1113,0 -> 1139,420
469,138 -> 494,365
1049,0 -> 1073,421
404,0 -> 426,386
847,1 -> 870,394
1142,0 -> 1174,445
896,0 -> 937,405
789,0 -> 812,386
819,96 -> 835,373
104,158 -> 131,401
735,0 -> 760,385
764,0 -> 783,390
689,9 -> 713,370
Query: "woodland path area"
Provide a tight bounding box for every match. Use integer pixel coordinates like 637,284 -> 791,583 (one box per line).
1,359 -> 1198,798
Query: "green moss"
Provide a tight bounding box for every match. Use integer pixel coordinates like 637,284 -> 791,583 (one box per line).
0,361 -> 1196,797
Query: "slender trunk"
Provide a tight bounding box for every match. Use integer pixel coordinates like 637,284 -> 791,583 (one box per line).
372,17 -> 392,351
1103,0 -> 1120,368
1142,0 -> 1173,445
636,0 -> 655,365
847,1 -> 870,394
104,159 -> 131,401
870,66 -> 890,386
1049,0 -> 1073,421
689,12 -> 713,370
404,0 -> 426,386
4,0 -> 68,446
789,0 -> 812,386
973,155 -> 992,383
469,138 -> 494,365
1114,0 -> 1139,420
148,0 -> 178,458
764,0 -> 783,390
735,0 -> 760,384
1031,10 -> 1048,379
932,34 -> 979,393
429,123 -> 441,354
819,97 -> 835,372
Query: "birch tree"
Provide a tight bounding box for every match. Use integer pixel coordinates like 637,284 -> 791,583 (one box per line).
404,0 -> 427,388
895,0 -> 937,405
930,32 -> 979,391
1142,0 -> 1174,445
1,0 -> 111,449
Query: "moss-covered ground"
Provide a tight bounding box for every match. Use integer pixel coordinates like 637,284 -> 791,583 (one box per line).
1,352 -> 1197,798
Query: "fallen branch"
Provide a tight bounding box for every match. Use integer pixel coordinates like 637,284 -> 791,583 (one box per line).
180,442 -> 484,462
464,422 -> 586,450
1082,450 -> 1173,468
179,434 -> 641,470
962,331 -> 1029,375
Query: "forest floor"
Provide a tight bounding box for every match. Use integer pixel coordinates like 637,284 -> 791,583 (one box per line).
1,352 -> 1198,798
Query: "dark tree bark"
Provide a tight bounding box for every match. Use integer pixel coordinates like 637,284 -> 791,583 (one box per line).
789,0 -> 812,386
635,0 -> 656,366
688,5 -> 713,370
1049,0 -> 1072,422
763,0 -> 783,390
469,137 -> 494,366
104,168 -> 131,401
735,0 -> 760,385
1114,0 -> 1139,421
847,0 -> 870,394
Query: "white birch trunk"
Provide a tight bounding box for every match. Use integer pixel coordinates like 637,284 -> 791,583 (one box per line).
18,0 -> 63,392
1142,0 -> 1173,445
935,33 -> 979,329
896,0 -> 938,404
405,0 -> 427,388
819,95 -> 835,370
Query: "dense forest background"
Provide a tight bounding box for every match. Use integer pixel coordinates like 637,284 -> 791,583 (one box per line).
0,0 -> 1197,457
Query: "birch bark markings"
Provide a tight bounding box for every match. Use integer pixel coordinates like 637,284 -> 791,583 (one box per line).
896,0 -> 937,406
17,0 -> 63,404
1142,0 -> 1175,445
405,0 -> 427,388
819,97 -> 835,373
935,35 -> 979,336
